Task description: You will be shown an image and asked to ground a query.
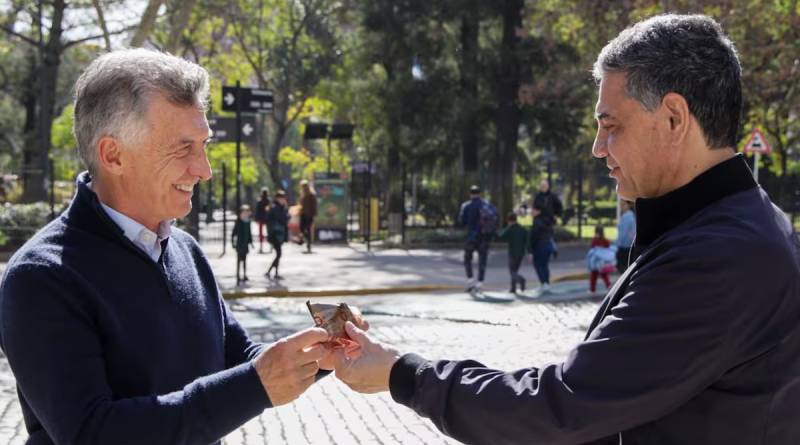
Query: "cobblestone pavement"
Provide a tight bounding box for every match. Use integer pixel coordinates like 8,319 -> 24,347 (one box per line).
0,292 -> 603,444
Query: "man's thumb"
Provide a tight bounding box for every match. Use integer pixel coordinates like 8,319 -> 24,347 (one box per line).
344,321 -> 368,345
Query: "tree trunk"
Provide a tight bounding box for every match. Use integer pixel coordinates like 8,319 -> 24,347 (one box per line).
166,0 -> 199,53
22,0 -> 64,203
489,0 -> 523,218
91,0 -> 112,51
459,3 -> 480,174
130,0 -> 164,47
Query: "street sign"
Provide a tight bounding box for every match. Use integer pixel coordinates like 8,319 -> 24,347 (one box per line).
221,86 -> 274,113
304,123 -> 329,139
329,124 -> 355,140
208,115 -> 258,143
744,128 -> 772,154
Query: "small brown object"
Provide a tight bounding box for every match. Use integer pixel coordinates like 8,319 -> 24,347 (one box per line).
306,301 -> 359,348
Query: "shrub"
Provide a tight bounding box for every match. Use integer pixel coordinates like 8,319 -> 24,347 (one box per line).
0,202 -> 54,248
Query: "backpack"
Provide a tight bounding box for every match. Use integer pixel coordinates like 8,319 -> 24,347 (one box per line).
479,201 -> 499,234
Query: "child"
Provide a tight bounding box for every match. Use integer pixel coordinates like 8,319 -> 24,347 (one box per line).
231,204 -> 254,282
587,224 -> 616,293
498,212 -> 527,293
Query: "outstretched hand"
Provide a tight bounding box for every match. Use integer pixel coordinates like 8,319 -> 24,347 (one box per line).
332,322 -> 402,394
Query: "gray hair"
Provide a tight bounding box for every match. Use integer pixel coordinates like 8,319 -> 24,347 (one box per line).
73,48 -> 210,177
592,14 -> 742,149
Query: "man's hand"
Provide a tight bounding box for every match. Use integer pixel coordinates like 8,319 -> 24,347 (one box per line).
332,322 -> 402,394
318,306 -> 369,371
252,327 -> 329,406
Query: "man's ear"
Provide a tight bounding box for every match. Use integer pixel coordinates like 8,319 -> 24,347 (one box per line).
97,136 -> 124,176
661,92 -> 691,146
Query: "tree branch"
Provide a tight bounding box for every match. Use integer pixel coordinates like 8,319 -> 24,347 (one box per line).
0,26 -> 41,47
62,24 -> 138,49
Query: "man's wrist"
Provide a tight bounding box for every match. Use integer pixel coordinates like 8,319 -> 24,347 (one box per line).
388,353 -> 429,406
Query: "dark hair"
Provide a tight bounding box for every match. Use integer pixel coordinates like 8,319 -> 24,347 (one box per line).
593,14 -> 742,149
507,212 -> 517,222
595,225 -> 605,237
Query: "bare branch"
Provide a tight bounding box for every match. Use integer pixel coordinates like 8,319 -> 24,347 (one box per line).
62,24 -> 138,49
91,0 -> 112,51
130,0 -> 165,47
0,26 -> 40,47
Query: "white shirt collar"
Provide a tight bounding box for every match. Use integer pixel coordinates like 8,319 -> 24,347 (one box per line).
88,182 -> 172,262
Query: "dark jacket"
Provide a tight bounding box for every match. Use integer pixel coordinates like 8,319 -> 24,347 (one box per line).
528,215 -> 554,251
300,193 -> 318,219
498,223 -> 528,258
266,202 -> 289,245
458,197 -> 484,238
254,197 -> 270,224
232,218 -> 253,254
0,172 -> 270,445
388,155 -> 800,444
533,191 -> 563,226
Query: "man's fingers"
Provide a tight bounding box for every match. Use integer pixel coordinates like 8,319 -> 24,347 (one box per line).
286,327 -> 330,349
300,343 -> 329,362
300,360 -> 320,378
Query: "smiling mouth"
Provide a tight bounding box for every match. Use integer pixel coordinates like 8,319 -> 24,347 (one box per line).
173,184 -> 195,193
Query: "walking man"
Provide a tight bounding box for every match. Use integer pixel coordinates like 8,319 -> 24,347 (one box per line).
457,185 -> 497,292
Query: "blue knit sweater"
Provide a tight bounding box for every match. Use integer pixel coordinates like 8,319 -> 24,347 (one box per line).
0,173 -> 271,444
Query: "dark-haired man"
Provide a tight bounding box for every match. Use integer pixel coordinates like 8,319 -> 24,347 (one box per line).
332,14 -> 800,444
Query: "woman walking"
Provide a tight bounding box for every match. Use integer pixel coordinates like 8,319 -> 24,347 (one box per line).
265,190 -> 289,279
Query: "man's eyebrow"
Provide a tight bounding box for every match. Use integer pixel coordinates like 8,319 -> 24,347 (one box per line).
595,112 -> 614,121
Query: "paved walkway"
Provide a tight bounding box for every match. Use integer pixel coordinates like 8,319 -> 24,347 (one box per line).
205,239 -> 597,296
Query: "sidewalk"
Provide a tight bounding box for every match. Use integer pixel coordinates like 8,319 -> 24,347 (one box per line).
206,240 -> 601,298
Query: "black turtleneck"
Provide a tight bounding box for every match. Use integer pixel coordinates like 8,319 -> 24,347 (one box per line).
634,153 -> 756,248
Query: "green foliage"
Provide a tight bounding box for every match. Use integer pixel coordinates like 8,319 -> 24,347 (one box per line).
0,202 -> 53,247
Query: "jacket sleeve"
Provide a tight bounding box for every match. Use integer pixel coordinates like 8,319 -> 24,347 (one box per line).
0,263 -> 270,445
388,243 -> 745,445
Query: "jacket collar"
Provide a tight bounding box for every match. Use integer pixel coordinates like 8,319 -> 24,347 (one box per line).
634,154 -> 756,246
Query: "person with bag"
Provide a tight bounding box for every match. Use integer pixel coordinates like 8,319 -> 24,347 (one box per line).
457,185 -> 497,293
254,188 -> 270,253
265,190 -> 289,279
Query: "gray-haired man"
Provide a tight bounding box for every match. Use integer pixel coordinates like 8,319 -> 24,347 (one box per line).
0,49 -> 334,444
331,14 -> 800,444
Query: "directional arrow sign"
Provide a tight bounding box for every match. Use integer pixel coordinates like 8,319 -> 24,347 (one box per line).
221,86 -> 274,113
208,115 -> 258,143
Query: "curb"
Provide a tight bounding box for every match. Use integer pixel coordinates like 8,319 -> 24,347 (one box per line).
222,272 -> 593,299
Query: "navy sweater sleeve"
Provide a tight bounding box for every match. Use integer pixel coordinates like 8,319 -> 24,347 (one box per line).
0,262 -> 270,445
388,240 -> 768,444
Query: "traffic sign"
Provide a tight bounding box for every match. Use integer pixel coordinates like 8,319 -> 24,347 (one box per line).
744,128 -> 771,154
208,115 -> 258,143
221,86 -> 274,113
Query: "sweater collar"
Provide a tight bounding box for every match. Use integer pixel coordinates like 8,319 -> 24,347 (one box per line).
634,154 -> 756,246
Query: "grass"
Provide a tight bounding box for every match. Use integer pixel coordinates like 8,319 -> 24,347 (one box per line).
517,215 -> 619,241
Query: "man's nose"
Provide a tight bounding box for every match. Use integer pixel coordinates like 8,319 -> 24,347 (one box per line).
191,149 -> 213,182
592,131 -> 607,159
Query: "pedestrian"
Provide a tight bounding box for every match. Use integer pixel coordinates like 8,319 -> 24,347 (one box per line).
0,49 -> 338,444
299,179 -> 318,253
528,204 -> 555,292
532,179 -> 563,258
254,187 -> 270,253
457,185 -> 497,292
615,199 -> 636,273
330,14 -> 800,444
266,189 -> 289,279
587,224 -> 614,293
497,212 -> 527,293
231,204 -> 254,282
